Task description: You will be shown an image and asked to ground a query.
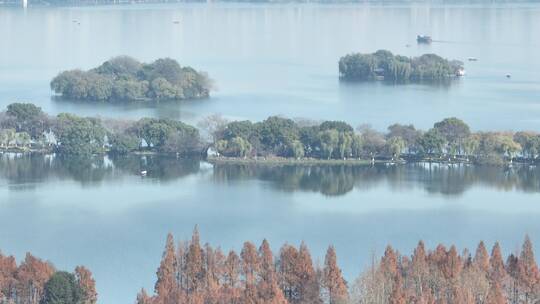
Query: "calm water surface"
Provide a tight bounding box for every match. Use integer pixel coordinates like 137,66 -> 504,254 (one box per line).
1,3 -> 540,303
1,154 -> 540,303
1,3 -> 540,130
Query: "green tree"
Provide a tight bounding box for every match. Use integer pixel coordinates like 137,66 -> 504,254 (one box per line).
320,129 -> 339,159
418,129 -> 446,156
386,136 -> 405,160
41,272 -> 83,304
55,114 -> 105,156
433,117 -> 471,156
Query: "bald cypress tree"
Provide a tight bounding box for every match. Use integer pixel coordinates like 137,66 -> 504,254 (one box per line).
490,242 -> 507,285
186,226 -> 204,296
296,242 -> 322,304
388,274 -> 406,304
240,241 -> 260,304
154,233 -> 178,304
518,236 -> 540,303
258,240 -> 287,304
322,246 -> 348,304
474,241 -> 490,274
486,282 -> 506,304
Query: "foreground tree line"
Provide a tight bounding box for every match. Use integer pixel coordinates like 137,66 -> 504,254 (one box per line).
136,227 -> 348,304
139,230 -> 540,304
0,252 -> 96,304
2,103 -> 540,164
339,50 -> 464,82
50,56 -> 212,102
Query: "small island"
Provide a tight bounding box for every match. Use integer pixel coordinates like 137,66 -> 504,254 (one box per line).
1,103 -> 539,165
339,49 -> 464,82
50,56 -> 212,102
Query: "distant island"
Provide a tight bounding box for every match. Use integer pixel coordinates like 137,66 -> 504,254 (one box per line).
50,56 -> 212,102
339,49 -> 464,82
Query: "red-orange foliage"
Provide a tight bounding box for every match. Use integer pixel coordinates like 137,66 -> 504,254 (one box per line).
353,237 -> 540,304
0,251 -> 95,304
323,246 -> 348,304
75,265 -> 98,304
142,231 -> 341,304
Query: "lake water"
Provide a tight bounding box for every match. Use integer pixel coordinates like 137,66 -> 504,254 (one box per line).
1,153 -> 540,303
1,3 -> 540,130
1,3 -> 540,303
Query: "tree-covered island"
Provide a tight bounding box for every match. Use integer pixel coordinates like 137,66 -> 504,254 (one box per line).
339,50 -> 464,82
50,56 -> 212,102
1,103 -> 539,165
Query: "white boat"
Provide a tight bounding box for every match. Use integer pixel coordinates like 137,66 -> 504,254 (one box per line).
456,68 -> 466,76
140,170 -> 147,176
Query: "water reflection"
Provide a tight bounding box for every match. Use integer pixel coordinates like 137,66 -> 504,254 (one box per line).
214,163 -> 540,196
1,154 -> 539,196
0,153 -> 200,188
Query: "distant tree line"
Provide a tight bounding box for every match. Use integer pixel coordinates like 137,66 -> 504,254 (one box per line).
0,103 -> 203,157
2,103 -> 540,164
139,230 -> 540,304
206,115 -> 539,165
0,251 -> 96,304
339,50 -> 464,82
50,56 -> 212,102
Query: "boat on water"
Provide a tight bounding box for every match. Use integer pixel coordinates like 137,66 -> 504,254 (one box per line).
468,57 -> 478,61
456,68 -> 466,76
417,35 -> 432,44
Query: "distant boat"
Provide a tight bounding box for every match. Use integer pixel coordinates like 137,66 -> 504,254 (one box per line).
173,20 -> 180,24
506,74 -> 511,78
456,68 -> 466,77
417,35 -> 432,44
468,57 -> 478,61
140,170 -> 147,176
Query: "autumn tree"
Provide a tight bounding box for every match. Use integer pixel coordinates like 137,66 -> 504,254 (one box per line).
474,241 -> 490,274
485,281 -> 506,304
16,253 -> 55,304
75,266 -> 97,304
322,246 -> 348,304
240,241 -> 260,303
154,233 -> 178,304
258,240 -> 287,304
185,227 -> 205,297
136,288 -> 153,304
388,274 -> 406,304
517,236 -> 540,303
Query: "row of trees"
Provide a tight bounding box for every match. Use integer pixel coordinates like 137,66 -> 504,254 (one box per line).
339,50 -> 463,82
140,231 -> 540,304
137,228 -> 348,304
50,56 -> 212,102
352,236 -> 540,304
2,103 -> 540,163
0,252 -> 96,304
0,103 -> 202,157
207,115 -> 539,164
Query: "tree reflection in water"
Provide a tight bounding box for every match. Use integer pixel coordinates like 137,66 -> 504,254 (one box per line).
1,154 -> 539,196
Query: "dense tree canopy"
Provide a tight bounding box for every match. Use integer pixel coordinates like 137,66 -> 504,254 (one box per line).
1,103 -> 539,164
339,50 -> 463,82
50,56 -> 212,102
0,251 -> 96,304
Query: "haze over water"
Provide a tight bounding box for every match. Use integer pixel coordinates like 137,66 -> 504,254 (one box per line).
1,2 -> 540,304
1,2 -> 540,130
